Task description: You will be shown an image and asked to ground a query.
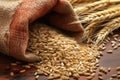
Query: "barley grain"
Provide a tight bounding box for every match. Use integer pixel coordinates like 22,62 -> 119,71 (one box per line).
116,66 -> 120,71
98,72 -> 102,76
86,76 -> 93,80
109,77 -> 113,80
117,72 -> 120,75
98,76 -> 103,80
10,72 -> 14,76
99,67 -> 107,74
27,23 -> 100,79
113,34 -> 119,38
117,43 -> 120,47
23,65 -> 31,69
117,75 -> 120,79
111,74 -> 117,78
11,63 -> 17,66
107,50 -> 113,53
114,37 -> 118,41
113,45 -> 118,49
20,69 -> 26,73
35,75 -> 39,79
108,68 -> 111,72
34,72 -> 38,76
111,41 -> 116,44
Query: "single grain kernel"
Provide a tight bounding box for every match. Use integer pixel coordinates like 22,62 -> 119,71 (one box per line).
111,74 -> 117,78
98,72 -> 102,76
34,72 -> 38,76
10,72 -> 14,76
111,43 -> 116,47
117,43 -> 120,47
114,37 -> 118,41
91,73 -> 95,77
117,72 -> 120,75
23,65 -> 31,69
98,76 -> 103,80
84,73 -> 91,76
111,41 -> 116,44
20,69 -> 26,73
113,34 -> 119,38
108,68 -> 111,72
116,66 -> 120,71
86,76 -> 93,80
109,77 -> 113,80
117,75 -> 120,79
113,45 -> 118,49
107,50 -> 113,54
11,63 -> 17,66
61,76 -> 69,79
107,37 -> 110,41
35,75 -> 39,79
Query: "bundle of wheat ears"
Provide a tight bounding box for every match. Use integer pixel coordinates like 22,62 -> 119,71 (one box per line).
69,0 -> 120,45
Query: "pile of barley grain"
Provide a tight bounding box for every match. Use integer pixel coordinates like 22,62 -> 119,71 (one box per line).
27,23 -> 99,79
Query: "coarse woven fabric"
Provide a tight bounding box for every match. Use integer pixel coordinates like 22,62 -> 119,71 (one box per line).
0,0 -> 83,62
0,0 -> 22,55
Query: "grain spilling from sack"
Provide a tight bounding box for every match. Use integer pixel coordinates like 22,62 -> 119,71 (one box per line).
27,23 -> 99,79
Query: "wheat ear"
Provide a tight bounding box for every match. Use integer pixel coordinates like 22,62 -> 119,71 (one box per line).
83,21 -> 102,40
96,17 -> 120,44
68,0 -> 78,4
102,0 -> 120,3
69,0 -> 96,5
81,7 -> 120,23
74,0 -> 111,15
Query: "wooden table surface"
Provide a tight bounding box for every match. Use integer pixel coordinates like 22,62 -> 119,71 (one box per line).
0,32 -> 120,80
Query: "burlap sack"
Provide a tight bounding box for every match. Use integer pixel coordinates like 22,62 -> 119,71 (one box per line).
0,0 -> 83,62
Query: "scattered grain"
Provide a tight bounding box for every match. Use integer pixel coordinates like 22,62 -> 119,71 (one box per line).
27,23 -> 100,79
117,43 -> 120,47
86,76 -> 93,80
117,72 -> 120,75
113,45 -> 118,49
108,68 -> 111,72
117,75 -> 120,79
107,50 -> 113,54
98,72 -> 102,76
109,77 -> 113,80
99,67 -> 107,74
20,69 -> 26,73
114,37 -> 118,41
10,72 -> 14,76
98,76 -> 103,80
34,72 -> 38,76
11,63 -> 17,66
35,75 -> 39,79
111,74 -> 117,78
23,65 -> 31,69
116,66 -> 120,71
